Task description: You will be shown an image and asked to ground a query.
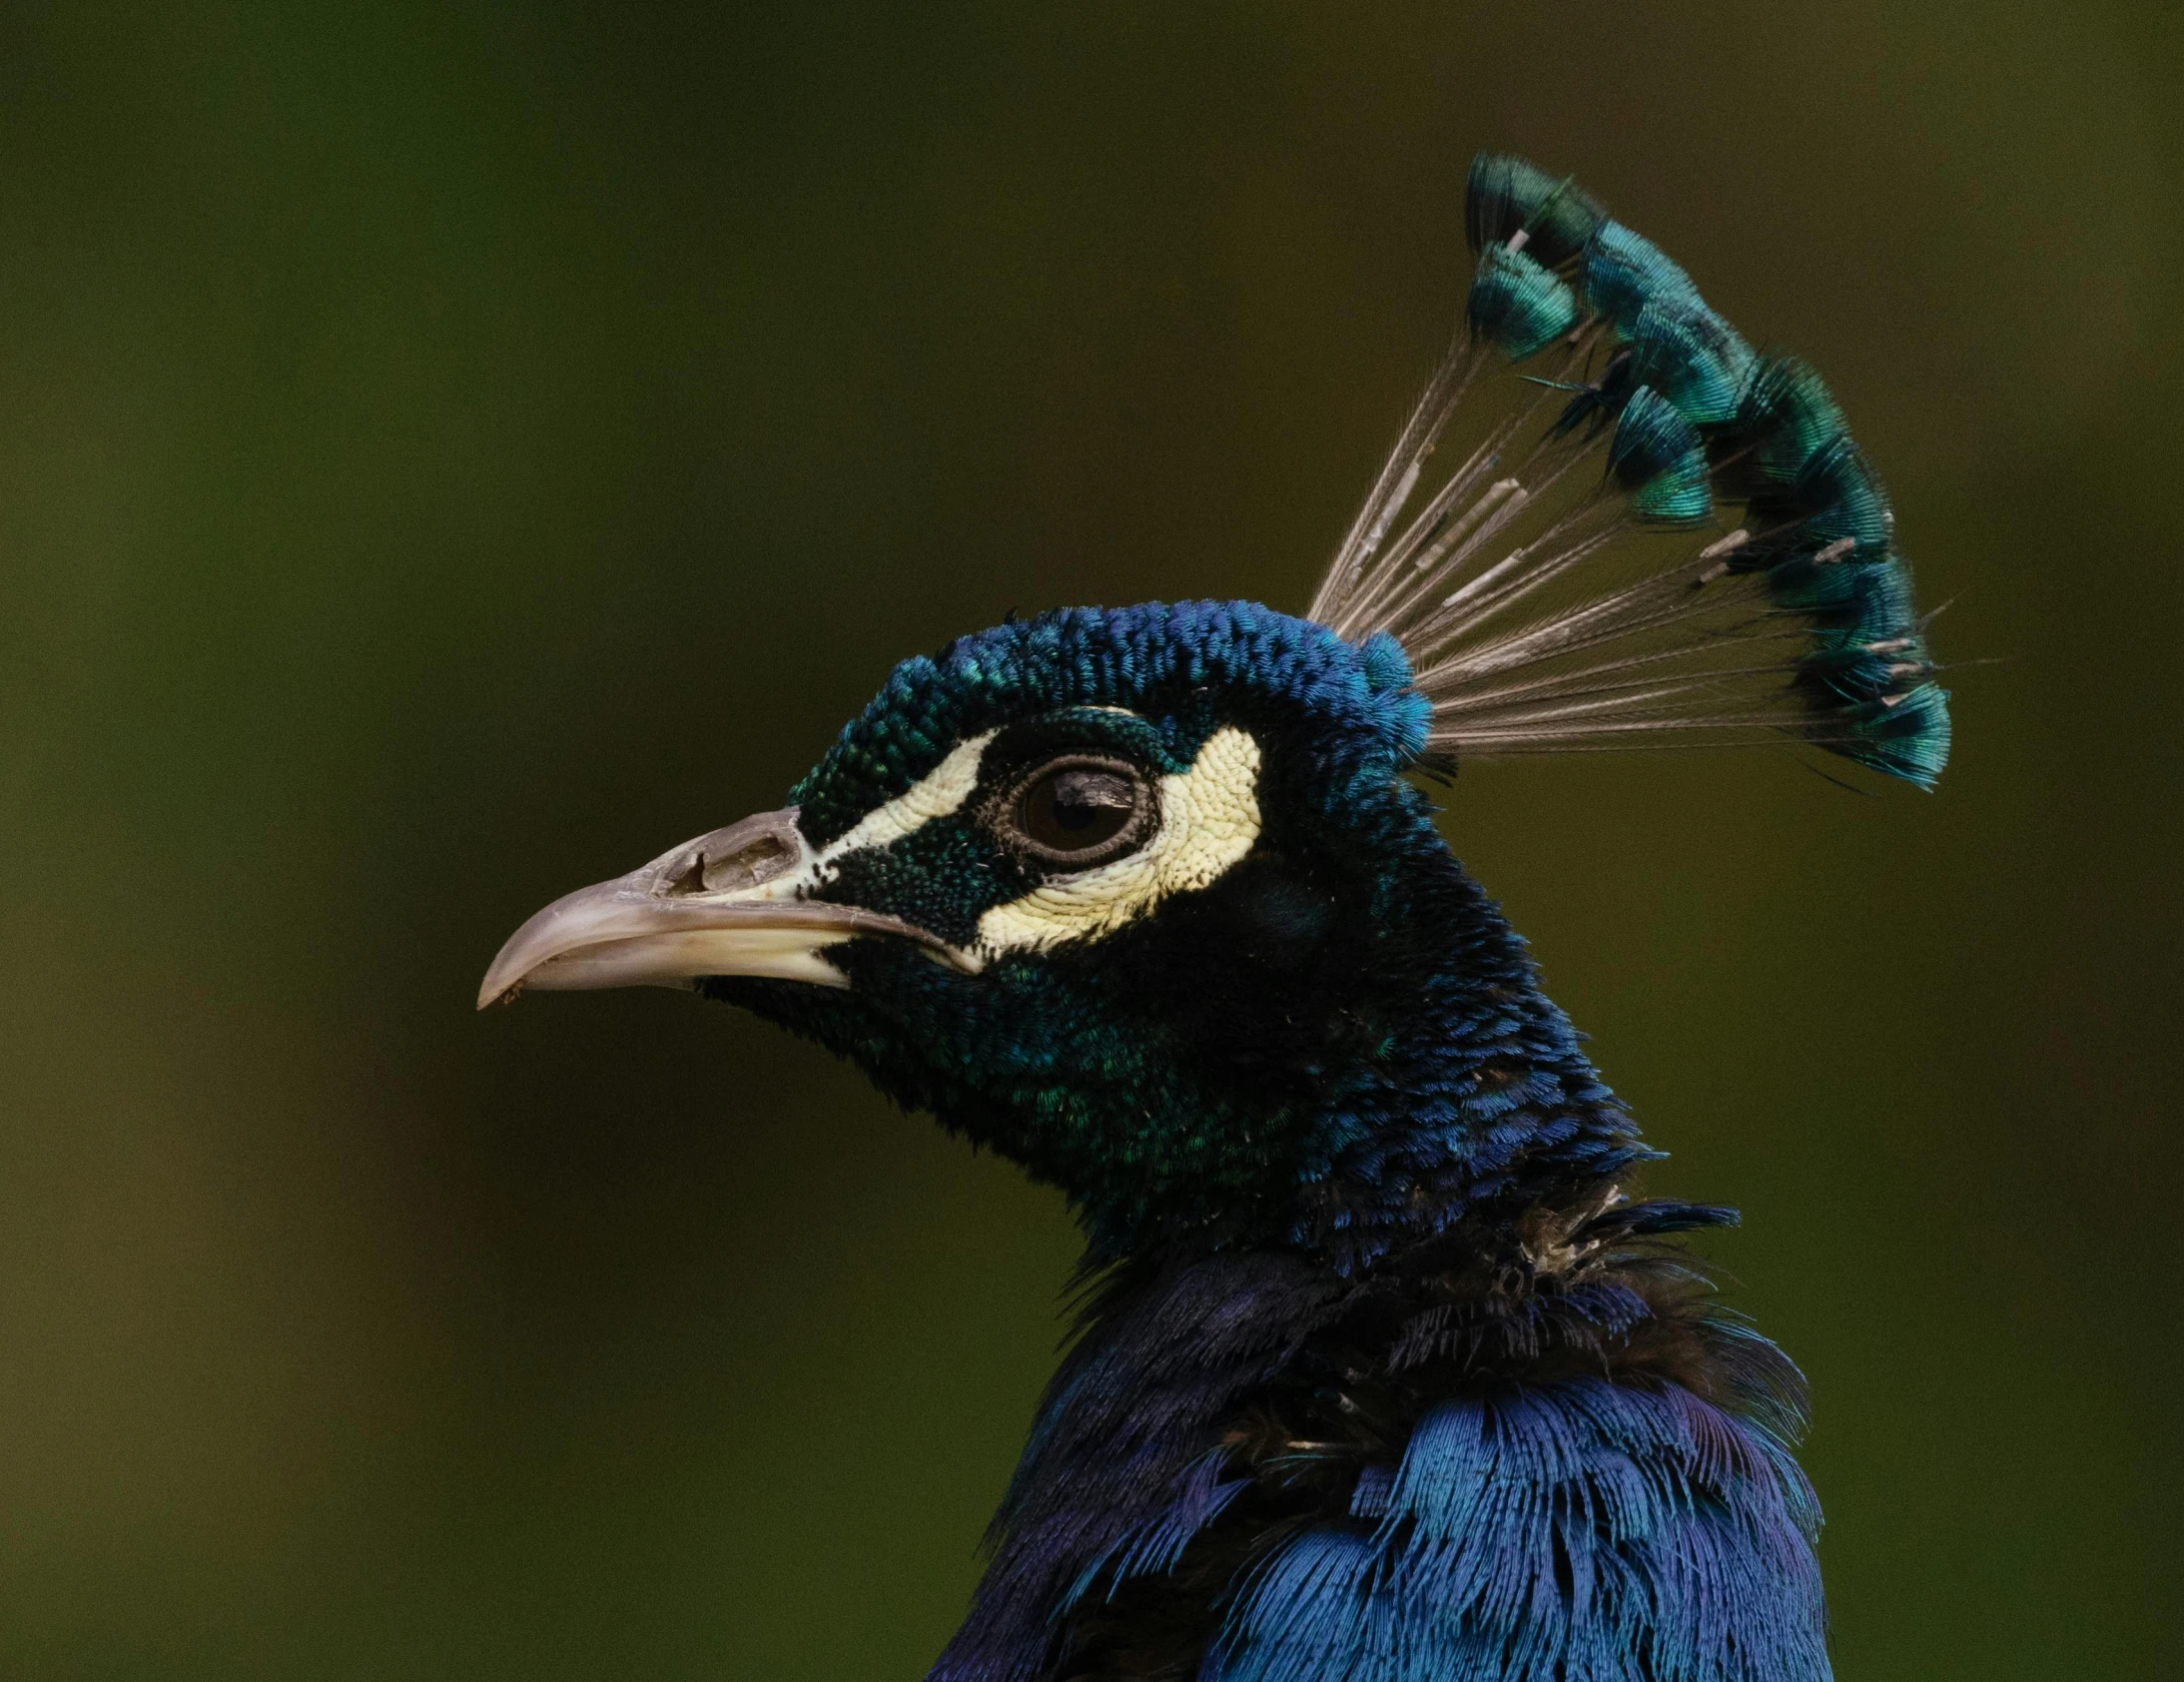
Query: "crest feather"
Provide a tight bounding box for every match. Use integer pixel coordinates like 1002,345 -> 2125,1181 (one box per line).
1306,154 -> 1950,789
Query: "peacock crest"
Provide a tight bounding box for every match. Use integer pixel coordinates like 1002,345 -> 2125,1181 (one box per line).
1307,154 -> 1950,789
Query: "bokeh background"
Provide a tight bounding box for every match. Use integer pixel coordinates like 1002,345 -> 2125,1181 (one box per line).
1,3 -> 2176,1677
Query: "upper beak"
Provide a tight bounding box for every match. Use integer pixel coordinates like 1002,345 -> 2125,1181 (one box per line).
476,806 -> 974,1009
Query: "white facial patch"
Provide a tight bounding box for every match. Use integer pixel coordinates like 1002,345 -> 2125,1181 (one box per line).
800,731 -> 996,882
975,726 -> 1262,957
717,731 -> 996,923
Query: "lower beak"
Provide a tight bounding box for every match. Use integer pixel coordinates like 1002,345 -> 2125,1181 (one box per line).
476,807 -> 973,1009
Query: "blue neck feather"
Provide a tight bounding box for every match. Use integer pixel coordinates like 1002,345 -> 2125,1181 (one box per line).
934,1217 -> 1823,1682
1267,828 -> 1651,1274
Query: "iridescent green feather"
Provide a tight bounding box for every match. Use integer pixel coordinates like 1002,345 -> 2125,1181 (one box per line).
1468,245 -> 1579,361
1312,153 -> 1951,790
1464,154 -> 1606,267
1625,298 -> 1753,426
1608,387 -> 1713,523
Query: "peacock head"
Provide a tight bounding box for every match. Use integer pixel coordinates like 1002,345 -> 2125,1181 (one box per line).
480,153 -> 1954,1262
476,602 -> 1528,1255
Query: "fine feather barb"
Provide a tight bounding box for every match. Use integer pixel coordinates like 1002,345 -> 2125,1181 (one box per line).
1306,154 -> 1951,789
1306,336 -> 1486,627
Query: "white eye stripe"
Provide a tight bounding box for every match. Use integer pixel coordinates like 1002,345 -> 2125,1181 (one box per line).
718,732 -> 998,909
975,726 -> 1261,956
818,731 -> 998,868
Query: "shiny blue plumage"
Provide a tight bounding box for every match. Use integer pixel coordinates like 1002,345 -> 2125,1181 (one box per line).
931,1220 -> 1820,1681
1211,1380 -> 1822,1682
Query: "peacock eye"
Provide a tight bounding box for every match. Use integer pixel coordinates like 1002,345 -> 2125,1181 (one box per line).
1004,756 -> 1155,868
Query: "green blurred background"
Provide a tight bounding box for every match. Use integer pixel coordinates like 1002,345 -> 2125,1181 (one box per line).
1,3 -> 2176,1676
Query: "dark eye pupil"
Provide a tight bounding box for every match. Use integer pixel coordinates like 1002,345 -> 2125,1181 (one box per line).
1018,765 -> 1141,857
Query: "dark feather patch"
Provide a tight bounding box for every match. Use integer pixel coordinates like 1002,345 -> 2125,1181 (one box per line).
938,1191 -> 1817,1682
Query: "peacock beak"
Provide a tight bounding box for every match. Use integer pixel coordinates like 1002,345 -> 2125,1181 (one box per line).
475,806 -> 974,1008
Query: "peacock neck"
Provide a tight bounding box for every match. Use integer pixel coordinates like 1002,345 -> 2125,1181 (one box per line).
1070,825 -> 1654,1275
1286,841 -> 1655,1273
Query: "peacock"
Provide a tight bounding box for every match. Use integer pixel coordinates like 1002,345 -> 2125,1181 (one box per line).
478,155 -> 1948,1682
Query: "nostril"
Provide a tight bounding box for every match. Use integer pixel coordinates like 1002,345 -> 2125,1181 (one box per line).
652,809 -> 810,899
663,854 -> 708,897
662,840 -> 782,896
700,832 -> 797,892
